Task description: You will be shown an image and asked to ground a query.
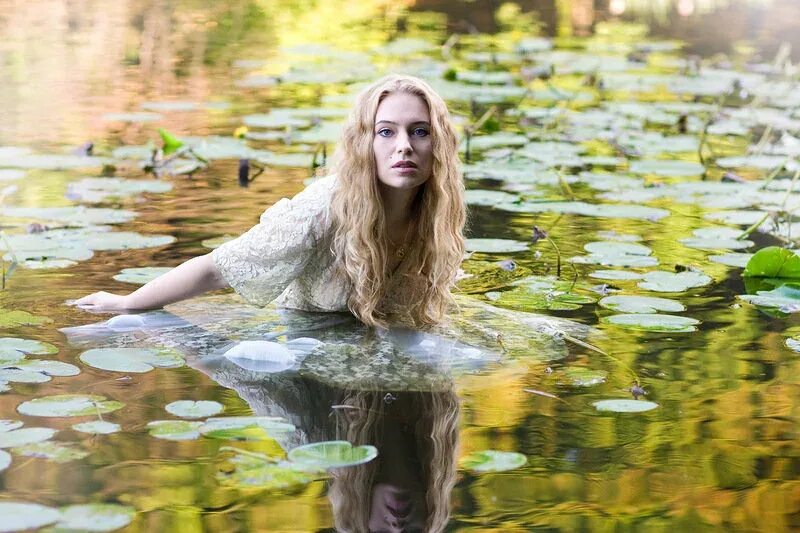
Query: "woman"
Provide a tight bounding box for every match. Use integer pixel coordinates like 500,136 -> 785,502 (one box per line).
74,74 -> 466,328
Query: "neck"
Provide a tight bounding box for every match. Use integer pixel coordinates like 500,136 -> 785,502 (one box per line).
379,183 -> 420,228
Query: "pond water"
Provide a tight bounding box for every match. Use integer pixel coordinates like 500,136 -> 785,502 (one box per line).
2,0 -> 800,531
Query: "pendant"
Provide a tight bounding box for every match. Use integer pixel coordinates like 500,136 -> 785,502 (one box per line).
396,248 -> 406,259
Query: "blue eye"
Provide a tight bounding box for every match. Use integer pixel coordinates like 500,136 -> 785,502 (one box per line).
377,128 -> 393,137
413,127 -> 429,137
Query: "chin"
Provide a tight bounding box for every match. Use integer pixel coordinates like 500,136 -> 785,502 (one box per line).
378,173 -> 429,190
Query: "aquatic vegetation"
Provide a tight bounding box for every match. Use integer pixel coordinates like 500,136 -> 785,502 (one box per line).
592,399 -> 659,413
460,450 -> 527,473
17,395 -> 124,417
79,347 -> 184,373
165,400 -> 224,419
287,440 -> 378,469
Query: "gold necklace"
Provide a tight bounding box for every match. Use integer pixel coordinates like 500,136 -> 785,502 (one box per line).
389,222 -> 413,260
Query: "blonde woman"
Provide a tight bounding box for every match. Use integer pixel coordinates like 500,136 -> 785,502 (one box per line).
73,74 -> 466,329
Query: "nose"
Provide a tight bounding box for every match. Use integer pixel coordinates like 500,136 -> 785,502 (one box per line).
396,130 -> 413,155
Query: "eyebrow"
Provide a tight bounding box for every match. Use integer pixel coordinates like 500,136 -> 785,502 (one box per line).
375,120 -> 431,126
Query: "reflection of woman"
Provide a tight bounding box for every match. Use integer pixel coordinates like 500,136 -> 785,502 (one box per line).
193,352 -> 460,533
74,75 -> 466,329
329,389 -> 459,533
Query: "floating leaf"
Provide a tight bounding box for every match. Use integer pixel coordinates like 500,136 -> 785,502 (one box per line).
599,295 -> 685,313
201,235 -> 235,249
602,313 -> 700,332
0,419 -> 23,432
218,449 -> 319,489
559,367 -> 608,387
0,502 -> 61,532
464,189 -> 521,207
288,440 -> 377,470
588,270 -> 643,281
486,275 -> 596,311
0,450 -> 9,472
593,399 -> 659,412
53,503 -> 136,532
460,450 -> 527,473
0,310 -> 53,328
514,201 -> 669,221
80,347 -> 184,373
738,283 -> 800,311
66,177 -> 171,203
103,111 -> 162,122
743,246 -> 800,278
0,427 -> 57,448
199,416 -> 295,441
17,394 -> 124,417
12,441 -> 89,463
0,368 -> 51,383
629,159 -> 705,177
113,267 -> 172,285
0,337 -> 59,356
465,238 -> 529,253
637,271 -> 712,292
165,400 -> 224,419
14,359 -> 80,377
147,420 -> 202,441
72,421 -> 121,435
709,252 -> 753,268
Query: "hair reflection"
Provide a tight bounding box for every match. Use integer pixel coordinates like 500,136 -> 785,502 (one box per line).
329,388 -> 459,533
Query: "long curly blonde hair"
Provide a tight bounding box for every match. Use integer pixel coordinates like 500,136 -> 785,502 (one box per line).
330,74 -> 466,329
328,388 -> 460,533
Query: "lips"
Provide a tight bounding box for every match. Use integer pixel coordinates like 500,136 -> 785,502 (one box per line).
392,160 -> 417,168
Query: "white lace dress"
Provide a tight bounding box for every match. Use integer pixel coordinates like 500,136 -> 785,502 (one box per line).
212,176 -> 421,316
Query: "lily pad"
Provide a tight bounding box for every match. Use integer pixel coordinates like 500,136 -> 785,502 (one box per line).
165,400 -> 224,419
102,111 -> 162,122
602,313 -> 700,332
516,201 -> 669,221
12,441 -> 89,463
0,502 -> 61,532
0,368 -> 51,383
80,347 -> 184,373
72,421 -> 121,435
743,246 -> 800,278
0,154 -> 111,170
0,206 -> 136,225
593,399 -> 659,412
13,359 -> 80,377
147,420 -> 203,441
465,238 -> 529,253
0,427 -> 57,448
710,253 -> 754,268
637,271 -> 712,292
66,177 -> 171,203
0,310 -> 53,327
113,267 -> 173,284
460,450 -> 527,473
464,189 -> 521,207
288,440 -> 378,469
0,450 -> 9,472
629,159 -> 705,177
218,449 -> 319,489
559,367 -> 608,387
599,295 -> 685,313
199,416 -> 295,441
588,270 -> 643,281
0,419 -> 23,432
201,235 -> 235,249
738,283 -> 800,311
486,275 -> 596,311
17,394 -> 124,417
53,503 -> 136,532
0,338 -> 57,356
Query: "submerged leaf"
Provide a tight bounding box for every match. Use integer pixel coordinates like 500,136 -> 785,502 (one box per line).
147,420 -> 202,441
602,313 -> 699,332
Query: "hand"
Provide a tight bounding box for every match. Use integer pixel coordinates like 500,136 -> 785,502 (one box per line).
69,292 -> 132,313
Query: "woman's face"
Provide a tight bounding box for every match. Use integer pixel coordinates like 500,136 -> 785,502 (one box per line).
372,92 -> 433,191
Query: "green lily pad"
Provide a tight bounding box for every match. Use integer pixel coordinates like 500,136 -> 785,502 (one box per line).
0,502 -> 61,531
465,238 -> 529,253
571,241 -> 657,268
680,227 -> 753,250
80,347 -> 184,373
0,206 -> 136,225
72,421 -> 121,435
559,367 -> 608,387
243,112 -> 310,129
460,450 -> 527,473
218,449 -> 319,489
12,441 -> 89,463
17,394 -> 124,417
464,189 -> 521,207
113,267 -> 173,284
629,159 -> 705,177
516,201 -> 669,221
0,419 -> 23,432
0,154 -> 111,170
0,427 -> 57,448
602,313 -> 700,332
0,340 -> 56,361
599,295 -> 685,313
0,310 -> 53,327
637,271 -> 712,292
738,283 -> 800,311
165,400 -> 224,419
710,253 -> 753,268
66,177 -> 171,203
147,420 -> 202,441
485,275 -> 596,311
743,246 -> 800,278
467,134 -> 528,151
199,416 -> 295,441
0,450 -> 9,472
0,368 -> 51,383
716,155 -> 787,169
53,503 -> 136,532
588,270 -> 643,281
13,359 -> 80,377
288,440 -> 378,470
593,399 -> 659,412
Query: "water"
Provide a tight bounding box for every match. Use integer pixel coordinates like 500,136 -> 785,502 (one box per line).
1,0 -> 800,531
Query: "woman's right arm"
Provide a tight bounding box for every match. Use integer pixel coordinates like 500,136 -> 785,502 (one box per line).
72,253 -> 229,312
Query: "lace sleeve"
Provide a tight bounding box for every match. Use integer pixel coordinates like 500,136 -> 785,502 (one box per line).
211,176 -> 336,306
